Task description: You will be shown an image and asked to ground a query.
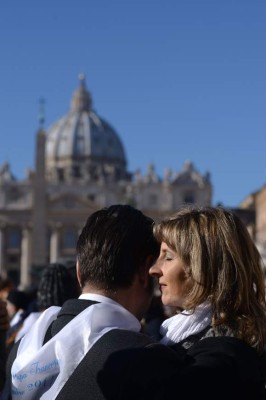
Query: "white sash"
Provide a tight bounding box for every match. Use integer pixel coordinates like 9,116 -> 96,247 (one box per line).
11,303 -> 140,399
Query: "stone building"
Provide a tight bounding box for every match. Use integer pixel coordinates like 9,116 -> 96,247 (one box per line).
0,75 -> 212,287
239,187 -> 266,265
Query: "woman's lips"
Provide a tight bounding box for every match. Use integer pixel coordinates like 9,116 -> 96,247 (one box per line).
159,283 -> 166,292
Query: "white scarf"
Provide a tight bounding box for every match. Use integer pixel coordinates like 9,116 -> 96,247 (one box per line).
160,302 -> 212,345
11,302 -> 140,399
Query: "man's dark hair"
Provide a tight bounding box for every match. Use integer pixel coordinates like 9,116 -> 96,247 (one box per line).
76,204 -> 159,291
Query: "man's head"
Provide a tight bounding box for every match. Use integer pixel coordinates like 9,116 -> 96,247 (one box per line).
76,204 -> 159,294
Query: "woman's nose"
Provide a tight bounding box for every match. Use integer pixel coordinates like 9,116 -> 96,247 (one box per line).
149,262 -> 161,277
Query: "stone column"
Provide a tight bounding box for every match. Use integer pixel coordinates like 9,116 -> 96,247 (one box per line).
32,128 -> 47,266
20,227 -> 32,289
50,224 -> 61,263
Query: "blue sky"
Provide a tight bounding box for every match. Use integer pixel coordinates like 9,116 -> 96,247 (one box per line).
0,0 -> 265,207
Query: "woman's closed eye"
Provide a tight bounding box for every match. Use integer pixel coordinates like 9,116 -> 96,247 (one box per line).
164,252 -> 174,261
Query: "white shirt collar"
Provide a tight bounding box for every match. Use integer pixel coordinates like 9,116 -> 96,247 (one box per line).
78,292 -> 121,306
78,293 -> 140,327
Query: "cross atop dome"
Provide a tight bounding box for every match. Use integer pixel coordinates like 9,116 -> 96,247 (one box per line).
71,73 -> 92,112
79,72 -> 86,84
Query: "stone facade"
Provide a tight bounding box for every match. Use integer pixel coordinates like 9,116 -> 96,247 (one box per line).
239,187 -> 266,264
0,76 -> 212,287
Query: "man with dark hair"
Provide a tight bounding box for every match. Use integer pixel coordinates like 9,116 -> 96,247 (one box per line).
6,205 -> 180,399
77,205 -> 157,288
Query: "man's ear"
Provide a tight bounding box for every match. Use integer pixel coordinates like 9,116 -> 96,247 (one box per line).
76,260 -> 82,288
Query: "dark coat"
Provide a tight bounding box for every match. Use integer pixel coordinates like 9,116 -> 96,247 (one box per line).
99,335 -> 265,400
5,299 -> 184,400
174,336 -> 265,400
5,300 -> 266,400
52,300 -> 184,400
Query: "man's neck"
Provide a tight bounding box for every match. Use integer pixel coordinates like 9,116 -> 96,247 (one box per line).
81,284 -> 144,321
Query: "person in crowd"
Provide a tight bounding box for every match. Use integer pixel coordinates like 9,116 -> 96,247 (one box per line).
37,261 -> 80,311
15,262 -> 81,342
6,205 -> 183,400
5,289 -> 29,352
149,205 -> 266,399
0,276 -> 14,301
0,300 -> 9,391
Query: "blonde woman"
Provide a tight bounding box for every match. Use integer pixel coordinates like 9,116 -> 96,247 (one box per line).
150,206 -> 266,399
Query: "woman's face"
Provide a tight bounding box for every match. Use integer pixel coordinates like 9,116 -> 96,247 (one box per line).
149,241 -> 188,308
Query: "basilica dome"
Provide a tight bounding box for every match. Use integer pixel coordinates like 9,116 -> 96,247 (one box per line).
45,75 -> 128,183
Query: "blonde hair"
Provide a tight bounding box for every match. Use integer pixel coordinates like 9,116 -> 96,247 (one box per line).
153,206 -> 266,353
